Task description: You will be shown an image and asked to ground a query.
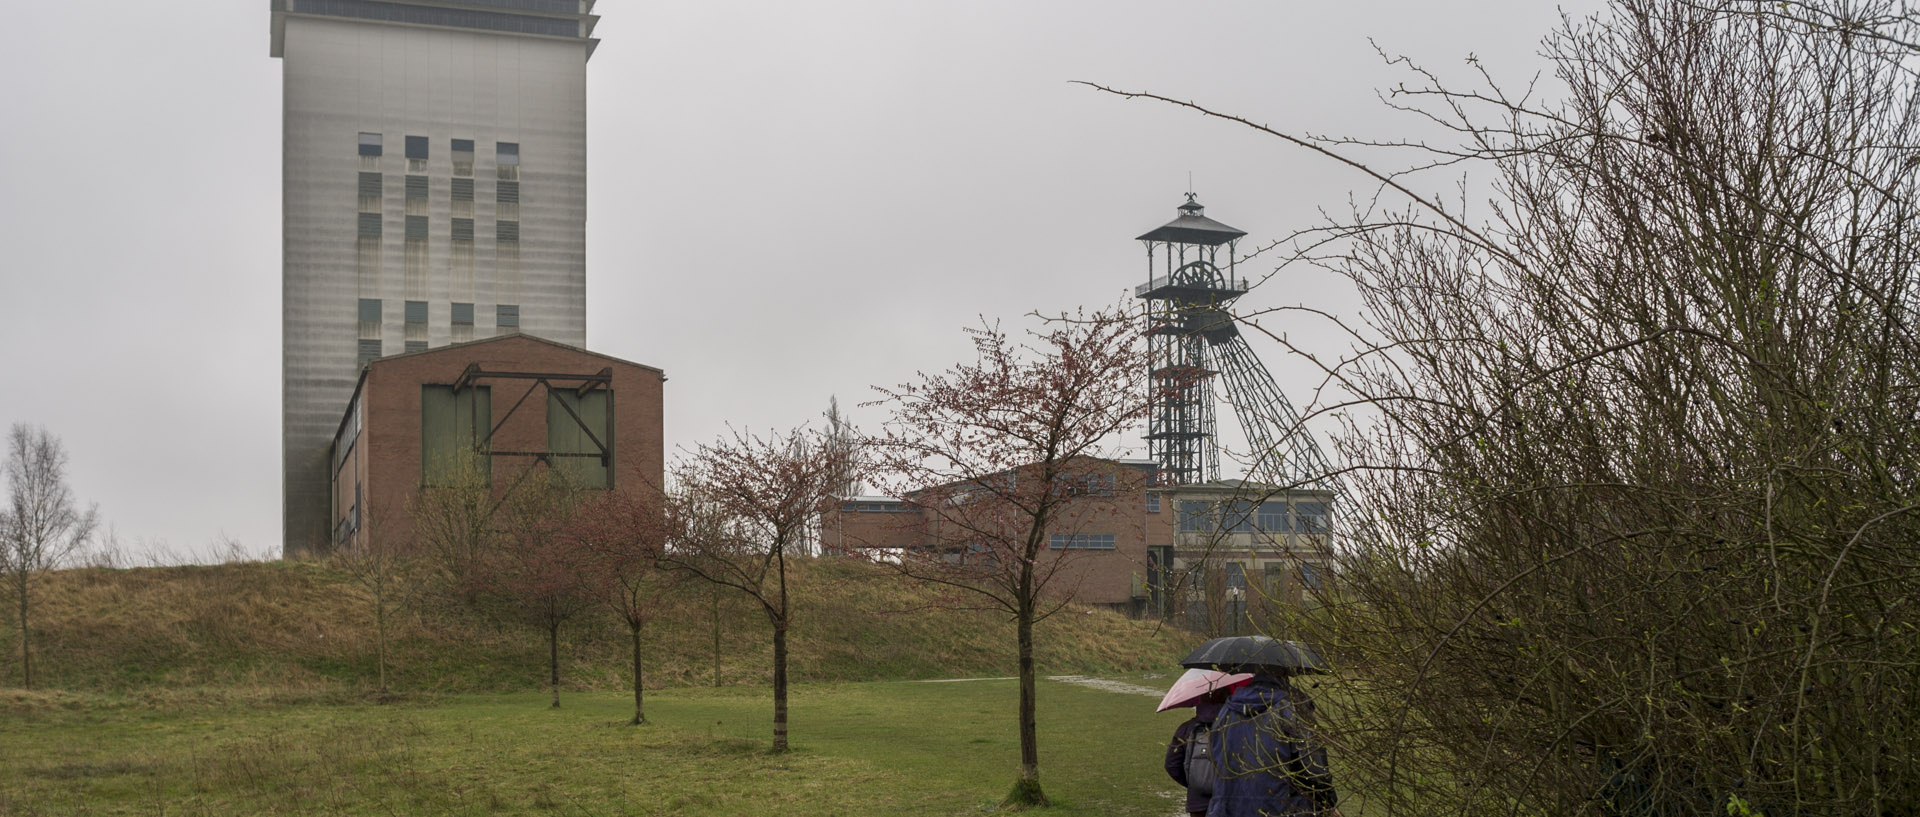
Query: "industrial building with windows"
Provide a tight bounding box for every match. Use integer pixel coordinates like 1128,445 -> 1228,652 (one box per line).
272,0 -> 602,554
822,458 -> 1335,628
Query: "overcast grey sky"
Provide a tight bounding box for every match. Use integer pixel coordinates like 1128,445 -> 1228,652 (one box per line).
0,1 -> 1596,563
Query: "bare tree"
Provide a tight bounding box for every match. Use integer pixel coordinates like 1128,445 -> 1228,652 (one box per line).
331,502 -> 409,693
663,426 -> 854,753
1099,1 -> 1920,813
1,424 -> 98,689
824,396 -> 864,499
573,489 -> 671,725
465,470 -> 600,709
863,307 -> 1153,807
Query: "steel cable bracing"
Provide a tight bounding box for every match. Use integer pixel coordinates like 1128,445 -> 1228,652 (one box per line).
1210,334 -> 1340,491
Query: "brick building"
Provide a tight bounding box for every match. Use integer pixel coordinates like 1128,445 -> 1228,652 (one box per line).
326,334 -> 663,554
823,457 -> 1335,626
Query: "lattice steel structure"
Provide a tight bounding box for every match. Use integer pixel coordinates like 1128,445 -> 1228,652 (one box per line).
1134,196 -> 1337,489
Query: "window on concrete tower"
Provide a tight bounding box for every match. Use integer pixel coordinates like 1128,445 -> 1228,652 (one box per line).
451,138 -> 475,177
451,302 -> 474,326
496,142 -> 519,180
496,304 -> 519,331
405,135 -> 428,171
358,132 -> 382,156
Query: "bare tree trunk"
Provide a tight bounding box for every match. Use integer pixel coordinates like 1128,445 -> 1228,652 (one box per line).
630,622 -> 646,725
375,589 -> 388,693
772,619 -> 790,753
1007,589 -> 1048,806
548,620 -> 561,709
16,590 -> 31,690
712,588 -> 722,688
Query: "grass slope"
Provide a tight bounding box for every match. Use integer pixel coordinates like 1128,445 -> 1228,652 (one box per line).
2,557 -> 1193,695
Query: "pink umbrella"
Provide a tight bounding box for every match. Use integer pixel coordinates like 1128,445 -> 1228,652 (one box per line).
1155,667 -> 1255,712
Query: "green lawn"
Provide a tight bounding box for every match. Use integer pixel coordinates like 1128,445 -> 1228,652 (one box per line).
0,677 -> 1192,816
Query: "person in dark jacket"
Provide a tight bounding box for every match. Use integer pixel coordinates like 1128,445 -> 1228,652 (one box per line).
1207,673 -> 1340,817
1165,689 -> 1231,816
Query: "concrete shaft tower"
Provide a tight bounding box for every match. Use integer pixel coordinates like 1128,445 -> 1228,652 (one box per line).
271,0 -> 600,556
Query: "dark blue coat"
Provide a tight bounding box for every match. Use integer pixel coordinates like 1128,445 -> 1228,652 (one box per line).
1205,676 -> 1337,817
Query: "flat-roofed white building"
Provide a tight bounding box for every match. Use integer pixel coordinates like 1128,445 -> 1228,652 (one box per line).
270,1 -> 600,555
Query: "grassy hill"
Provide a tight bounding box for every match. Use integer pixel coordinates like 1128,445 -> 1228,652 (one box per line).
1,556 -> 1195,696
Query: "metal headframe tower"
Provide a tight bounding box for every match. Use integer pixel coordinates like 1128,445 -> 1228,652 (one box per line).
1135,194 -> 1337,489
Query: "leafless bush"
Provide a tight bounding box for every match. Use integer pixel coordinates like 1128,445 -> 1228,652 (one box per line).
1106,1 -> 1920,813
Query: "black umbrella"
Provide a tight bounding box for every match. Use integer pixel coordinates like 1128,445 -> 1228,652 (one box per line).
1180,635 -> 1329,674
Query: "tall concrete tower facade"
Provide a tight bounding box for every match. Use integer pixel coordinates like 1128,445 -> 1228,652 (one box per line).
271,1 -> 600,556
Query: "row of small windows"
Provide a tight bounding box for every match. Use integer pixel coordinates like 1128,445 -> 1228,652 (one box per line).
357,173 -> 518,203
843,501 -> 914,513
1176,500 -> 1331,534
359,300 -> 517,326
356,301 -> 519,362
357,213 -> 518,240
359,133 -> 519,163
1048,534 -> 1117,550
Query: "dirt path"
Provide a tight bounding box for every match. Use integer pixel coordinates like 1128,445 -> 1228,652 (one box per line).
911,674 -> 1172,697
1045,675 -> 1167,697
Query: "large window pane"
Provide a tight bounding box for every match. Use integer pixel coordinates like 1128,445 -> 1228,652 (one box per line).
1177,501 -> 1211,533
1257,501 -> 1290,532
1296,501 -> 1330,534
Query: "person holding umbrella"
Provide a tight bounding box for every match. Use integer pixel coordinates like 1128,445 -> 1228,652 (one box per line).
1182,636 -> 1342,817
1159,667 -> 1254,817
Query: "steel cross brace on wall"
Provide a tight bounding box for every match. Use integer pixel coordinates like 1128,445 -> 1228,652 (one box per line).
452,364 -> 615,468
